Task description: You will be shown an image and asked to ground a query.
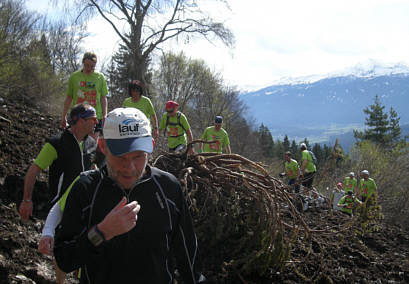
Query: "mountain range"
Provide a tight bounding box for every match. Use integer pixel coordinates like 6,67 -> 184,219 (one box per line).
239,61 -> 409,151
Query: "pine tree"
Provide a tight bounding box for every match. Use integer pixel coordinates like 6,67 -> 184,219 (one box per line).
275,138 -> 284,159
283,135 -> 290,152
354,95 -> 402,148
290,140 -> 298,156
312,143 -> 323,165
388,107 -> 402,146
257,124 -> 274,157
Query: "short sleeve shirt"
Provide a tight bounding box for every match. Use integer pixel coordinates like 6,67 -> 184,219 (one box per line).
359,178 -> 377,198
34,141 -> 84,170
159,112 -> 190,149
302,150 -> 316,173
67,70 -> 108,119
122,96 -> 156,120
34,143 -> 58,170
201,126 -> 230,154
285,159 -> 299,179
343,177 -> 357,193
338,195 -> 360,214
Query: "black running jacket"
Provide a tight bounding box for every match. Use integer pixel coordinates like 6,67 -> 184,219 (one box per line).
54,166 -> 204,284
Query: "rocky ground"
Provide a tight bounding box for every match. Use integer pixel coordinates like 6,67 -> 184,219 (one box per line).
0,95 -> 408,283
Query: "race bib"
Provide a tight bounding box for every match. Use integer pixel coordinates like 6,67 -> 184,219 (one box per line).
168,127 -> 179,137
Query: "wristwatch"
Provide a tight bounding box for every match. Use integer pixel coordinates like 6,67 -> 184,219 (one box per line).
88,225 -> 105,247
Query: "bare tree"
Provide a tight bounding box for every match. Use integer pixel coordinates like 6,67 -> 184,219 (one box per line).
153,51 -> 258,156
41,18 -> 88,79
60,0 -> 234,86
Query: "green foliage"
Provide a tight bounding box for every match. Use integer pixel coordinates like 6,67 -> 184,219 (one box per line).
354,195 -> 383,236
354,95 -> 403,149
0,0 -> 85,114
315,140 -> 409,228
257,124 -> 274,157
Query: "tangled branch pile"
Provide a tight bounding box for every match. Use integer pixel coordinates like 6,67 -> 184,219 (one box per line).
152,145 -> 312,282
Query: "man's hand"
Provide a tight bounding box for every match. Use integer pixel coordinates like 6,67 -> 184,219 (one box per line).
19,200 -> 33,221
98,197 -> 141,241
38,236 -> 54,255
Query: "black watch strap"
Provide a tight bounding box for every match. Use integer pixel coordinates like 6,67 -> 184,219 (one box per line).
88,225 -> 105,247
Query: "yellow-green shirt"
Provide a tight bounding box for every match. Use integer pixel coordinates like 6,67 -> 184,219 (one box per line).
122,96 -> 156,120
34,141 -> 83,170
359,178 -> 377,198
159,112 -> 190,149
285,159 -> 299,179
201,126 -> 230,154
301,150 -> 316,173
67,70 -> 108,119
343,176 -> 357,194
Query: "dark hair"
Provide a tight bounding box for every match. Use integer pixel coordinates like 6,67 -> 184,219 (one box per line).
82,52 -> 97,63
128,80 -> 143,96
68,103 -> 94,126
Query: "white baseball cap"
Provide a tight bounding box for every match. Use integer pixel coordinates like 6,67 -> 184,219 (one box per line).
103,107 -> 153,156
361,170 -> 369,175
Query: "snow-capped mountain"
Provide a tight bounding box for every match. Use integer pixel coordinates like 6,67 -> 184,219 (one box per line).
255,59 -> 409,87
240,61 -> 409,149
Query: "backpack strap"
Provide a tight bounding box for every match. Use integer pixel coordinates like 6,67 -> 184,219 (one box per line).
164,111 -> 187,137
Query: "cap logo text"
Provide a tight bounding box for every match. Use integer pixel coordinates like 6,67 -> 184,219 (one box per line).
118,118 -> 139,136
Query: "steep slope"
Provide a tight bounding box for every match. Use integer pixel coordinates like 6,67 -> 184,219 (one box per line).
0,96 -> 408,283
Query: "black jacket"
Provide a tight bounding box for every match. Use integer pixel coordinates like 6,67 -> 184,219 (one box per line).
47,130 -> 96,203
54,166 -> 203,284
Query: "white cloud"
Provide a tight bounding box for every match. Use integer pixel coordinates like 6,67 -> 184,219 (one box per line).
25,0 -> 409,90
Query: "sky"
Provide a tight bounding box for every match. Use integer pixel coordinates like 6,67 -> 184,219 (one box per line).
26,0 -> 409,90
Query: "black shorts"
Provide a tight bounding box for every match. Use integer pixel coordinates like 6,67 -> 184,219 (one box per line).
301,172 -> 315,188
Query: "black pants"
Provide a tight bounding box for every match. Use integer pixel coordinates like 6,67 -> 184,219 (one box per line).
301,172 -> 315,188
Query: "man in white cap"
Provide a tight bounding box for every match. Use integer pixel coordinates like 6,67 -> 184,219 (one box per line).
343,172 -> 357,195
54,108 -> 205,284
358,170 -> 377,202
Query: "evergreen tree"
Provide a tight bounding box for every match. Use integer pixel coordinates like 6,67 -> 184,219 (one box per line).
388,107 -> 402,146
354,95 -> 402,148
290,140 -> 298,156
312,143 -> 323,165
283,135 -> 290,152
257,124 -> 274,157
275,138 -> 284,159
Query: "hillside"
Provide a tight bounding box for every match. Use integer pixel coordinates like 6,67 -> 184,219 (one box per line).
0,95 -> 409,283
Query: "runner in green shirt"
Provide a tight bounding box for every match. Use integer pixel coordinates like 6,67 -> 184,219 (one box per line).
61,52 -> 108,129
300,143 -> 316,190
343,172 -> 357,195
358,170 -> 377,202
282,151 -> 300,192
199,116 -> 231,154
337,190 -> 362,216
122,80 -> 158,140
159,100 -> 194,154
